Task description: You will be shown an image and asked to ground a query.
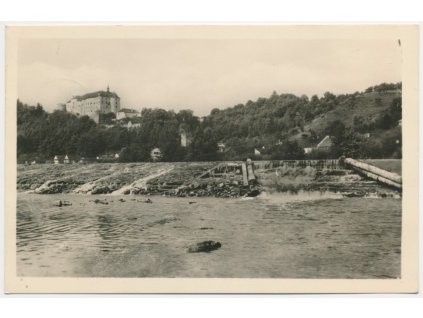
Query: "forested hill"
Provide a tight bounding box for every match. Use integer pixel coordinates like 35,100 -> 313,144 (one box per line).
205,82 -> 402,159
17,82 -> 402,163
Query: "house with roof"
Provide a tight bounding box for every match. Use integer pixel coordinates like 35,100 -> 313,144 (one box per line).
150,148 -> 163,161
116,108 -> 140,121
297,135 -> 334,155
217,142 -> 226,153
120,120 -> 141,130
65,86 -> 120,123
315,135 -> 333,151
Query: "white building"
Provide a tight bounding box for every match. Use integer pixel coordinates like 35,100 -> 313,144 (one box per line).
116,109 -> 140,121
151,148 -> 163,161
65,86 -> 120,123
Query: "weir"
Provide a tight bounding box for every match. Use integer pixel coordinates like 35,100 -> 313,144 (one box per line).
253,159 -> 341,171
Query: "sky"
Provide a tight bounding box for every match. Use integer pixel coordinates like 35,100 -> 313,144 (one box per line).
18,38 -> 402,116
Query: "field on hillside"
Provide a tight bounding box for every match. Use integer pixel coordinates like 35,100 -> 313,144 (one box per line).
363,159 -> 402,175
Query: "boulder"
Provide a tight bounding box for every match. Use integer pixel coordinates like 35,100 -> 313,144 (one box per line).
93,199 -> 109,205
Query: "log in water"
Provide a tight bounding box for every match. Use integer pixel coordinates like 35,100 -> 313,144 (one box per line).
344,158 -> 402,189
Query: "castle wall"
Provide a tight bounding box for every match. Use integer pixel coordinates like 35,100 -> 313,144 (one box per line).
65,91 -> 120,124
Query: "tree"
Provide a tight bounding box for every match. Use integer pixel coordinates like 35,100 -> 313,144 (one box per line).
187,127 -> 218,161
269,141 -> 305,160
77,129 -> 106,157
99,112 -> 116,124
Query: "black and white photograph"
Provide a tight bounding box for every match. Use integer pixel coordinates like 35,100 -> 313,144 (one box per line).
4,25 -> 419,293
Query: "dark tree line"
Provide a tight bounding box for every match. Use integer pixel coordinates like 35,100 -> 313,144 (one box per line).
17,100 -> 218,163
17,82 -> 402,163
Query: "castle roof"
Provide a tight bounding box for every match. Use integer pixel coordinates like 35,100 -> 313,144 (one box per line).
72,90 -> 120,101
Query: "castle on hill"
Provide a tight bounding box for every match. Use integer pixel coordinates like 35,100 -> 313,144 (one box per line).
65,86 -> 120,123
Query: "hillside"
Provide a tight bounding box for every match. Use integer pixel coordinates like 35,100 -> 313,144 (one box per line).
301,90 -> 401,137
206,83 -> 402,160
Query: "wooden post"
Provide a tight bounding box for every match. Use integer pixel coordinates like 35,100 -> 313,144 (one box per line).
241,162 -> 248,186
247,160 -> 256,182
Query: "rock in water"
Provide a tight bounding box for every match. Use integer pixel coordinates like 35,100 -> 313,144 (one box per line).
94,199 -> 109,205
53,200 -> 62,207
188,240 -> 222,253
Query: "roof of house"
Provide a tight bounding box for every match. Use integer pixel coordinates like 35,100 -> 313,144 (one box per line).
316,135 -> 333,148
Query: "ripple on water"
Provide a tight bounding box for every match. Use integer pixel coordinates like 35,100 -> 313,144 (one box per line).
16,193 -> 401,278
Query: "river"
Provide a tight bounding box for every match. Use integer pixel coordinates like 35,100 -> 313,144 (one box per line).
16,192 -> 401,278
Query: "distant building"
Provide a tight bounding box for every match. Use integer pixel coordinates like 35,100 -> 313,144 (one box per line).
54,155 -> 62,164
316,135 -> 333,151
254,148 -> 261,156
217,142 -> 226,153
53,155 -> 69,164
180,128 -> 192,147
301,135 -> 334,155
120,120 -> 140,130
65,86 -> 120,123
151,148 -> 163,161
116,109 -> 140,121
181,130 -> 188,147
304,147 -> 313,154
96,153 -> 120,162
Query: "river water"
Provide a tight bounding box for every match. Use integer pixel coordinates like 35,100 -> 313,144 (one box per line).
16,192 -> 401,278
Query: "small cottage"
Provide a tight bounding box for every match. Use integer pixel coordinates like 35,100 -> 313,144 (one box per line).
150,148 -> 163,162
53,155 -> 64,164
217,142 -> 226,153
316,135 -> 333,151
